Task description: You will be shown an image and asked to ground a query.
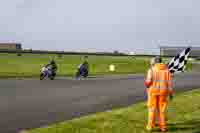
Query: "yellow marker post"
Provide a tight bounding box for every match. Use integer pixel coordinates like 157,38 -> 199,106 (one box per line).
109,64 -> 115,72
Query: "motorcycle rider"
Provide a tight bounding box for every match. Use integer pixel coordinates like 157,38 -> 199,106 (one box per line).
82,56 -> 89,73
76,56 -> 89,78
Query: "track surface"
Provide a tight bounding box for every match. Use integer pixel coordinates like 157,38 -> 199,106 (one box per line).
1,73 -> 200,133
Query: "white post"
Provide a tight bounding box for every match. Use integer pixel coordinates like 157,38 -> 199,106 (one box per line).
109,64 -> 115,72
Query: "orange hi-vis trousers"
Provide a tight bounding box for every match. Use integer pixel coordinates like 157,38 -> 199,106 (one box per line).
147,93 -> 168,130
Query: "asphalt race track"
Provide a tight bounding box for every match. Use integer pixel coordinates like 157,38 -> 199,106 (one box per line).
1,73 -> 200,133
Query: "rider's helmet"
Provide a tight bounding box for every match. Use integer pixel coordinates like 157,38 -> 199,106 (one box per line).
154,56 -> 162,63
50,60 -> 55,64
82,56 -> 88,61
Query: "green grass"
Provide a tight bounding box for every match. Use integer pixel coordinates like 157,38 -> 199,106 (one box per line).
27,89 -> 200,133
0,53 -> 193,78
27,88 -> 200,133
0,53 -> 151,78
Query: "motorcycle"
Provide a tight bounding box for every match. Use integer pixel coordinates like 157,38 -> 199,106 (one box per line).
40,66 -> 55,80
75,64 -> 88,79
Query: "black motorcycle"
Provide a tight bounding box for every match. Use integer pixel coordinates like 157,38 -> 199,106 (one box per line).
76,64 -> 88,79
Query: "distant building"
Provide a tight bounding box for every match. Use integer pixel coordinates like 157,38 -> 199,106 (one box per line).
0,43 -> 22,50
160,46 -> 200,57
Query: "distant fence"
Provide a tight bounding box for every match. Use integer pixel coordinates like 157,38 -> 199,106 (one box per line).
0,49 -> 199,58
0,49 -> 126,56
0,49 -> 159,57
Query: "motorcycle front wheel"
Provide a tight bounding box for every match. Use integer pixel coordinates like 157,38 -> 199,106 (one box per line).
75,70 -> 80,78
40,73 -> 45,80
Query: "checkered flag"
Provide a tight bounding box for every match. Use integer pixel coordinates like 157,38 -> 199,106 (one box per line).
168,47 -> 191,73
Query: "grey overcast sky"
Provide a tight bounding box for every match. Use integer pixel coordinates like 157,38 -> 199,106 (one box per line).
0,0 -> 200,54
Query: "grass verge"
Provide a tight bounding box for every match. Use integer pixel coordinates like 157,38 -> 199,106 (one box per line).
0,53 -> 150,78
27,88 -> 200,133
0,53 -> 193,78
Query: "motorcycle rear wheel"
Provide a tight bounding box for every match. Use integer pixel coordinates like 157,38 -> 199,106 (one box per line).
50,76 -> 55,80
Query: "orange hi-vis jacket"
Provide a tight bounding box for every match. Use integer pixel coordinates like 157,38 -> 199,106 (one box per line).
145,63 -> 173,95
